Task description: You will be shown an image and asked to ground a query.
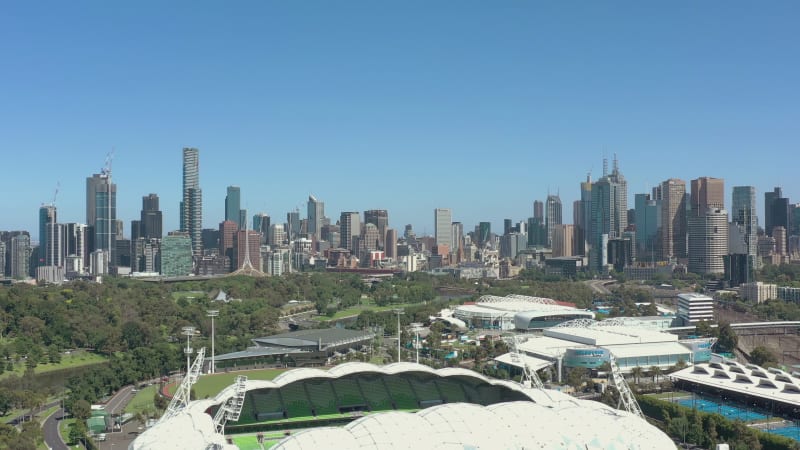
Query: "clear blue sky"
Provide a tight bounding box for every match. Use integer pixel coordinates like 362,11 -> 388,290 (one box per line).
1,1 -> 798,242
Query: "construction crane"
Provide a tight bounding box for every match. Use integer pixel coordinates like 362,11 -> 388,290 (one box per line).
101,149 -> 114,177
161,347 -> 206,422
51,181 -> 60,205
608,354 -> 643,418
504,334 -> 545,390
212,375 -> 248,433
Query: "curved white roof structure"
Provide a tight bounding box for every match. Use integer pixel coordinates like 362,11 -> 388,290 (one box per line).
272,400 -> 673,450
131,362 -> 672,449
454,295 -> 594,330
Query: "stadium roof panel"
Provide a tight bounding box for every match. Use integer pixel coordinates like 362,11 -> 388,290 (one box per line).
544,326 -> 678,346
272,400 -> 673,449
253,329 -> 374,348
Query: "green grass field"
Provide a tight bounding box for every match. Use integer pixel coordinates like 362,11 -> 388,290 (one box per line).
125,385 -> 159,415
0,350 -> 107,381
169,368 -> 286,399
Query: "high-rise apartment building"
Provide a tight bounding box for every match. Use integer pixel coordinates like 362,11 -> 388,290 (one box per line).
38,205 -> 57,267
340,212 -> 361,253
660,178 -> 687,261
576,176 -> 593,256
478,222 -> 491,248
364,209 -> 388,248
434,208 -> 452,248
269,224 -> 287,247
545,195 -> 562,248
141,193 -> 162,240
451,222 -> 464,262
308,195 -> 325,238
10,234 -> 31,279
225,186 -> 242,229
286,210 -> 300,241
552,224 -> 575,257
180,148 -> 203,255
688,208 -> 728,275
161,232 -> 193,277
589,157 -> 627,271
690,177 -> 725,216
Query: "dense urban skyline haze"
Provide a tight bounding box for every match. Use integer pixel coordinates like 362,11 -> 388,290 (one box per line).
1,2 -> 798,239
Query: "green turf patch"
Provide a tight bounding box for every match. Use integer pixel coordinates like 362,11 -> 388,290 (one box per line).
232,435 -> 261,450
125,385 -> 159,414
170,368 -> 286,399
0,350 -> 107,381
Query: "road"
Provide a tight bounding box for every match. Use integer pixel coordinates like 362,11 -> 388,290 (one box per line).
585,279 -> 614,295
43,407 -> 69,450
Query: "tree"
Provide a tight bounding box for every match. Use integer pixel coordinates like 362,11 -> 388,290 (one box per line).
0,389 -> 12,416
71,399 -> 91,422
717,321 -> 738,352
649,365 -> 662,384
630,366 -> 644,385
749,346 -> 778,367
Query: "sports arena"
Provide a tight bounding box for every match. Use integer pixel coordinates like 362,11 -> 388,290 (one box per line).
130,361 -> 672,449
452,294 -> 595,330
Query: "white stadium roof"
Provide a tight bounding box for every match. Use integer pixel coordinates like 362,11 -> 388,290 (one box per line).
544,325 -> 678,346
132,362 -> 673,449
272,399 -> 673,450
494,352 -> 554,372
517,335 -> 592,359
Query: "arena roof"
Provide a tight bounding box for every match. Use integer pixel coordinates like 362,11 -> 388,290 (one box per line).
544,326 -> 678,346
271,399 -> 673,450
252,329 -> 374,349
670,360 -> 800,407
516,335 -> 592,359
213,346 -> 304,362
494,352 -> 554,372
605,342 -> 692,360
133,362 -> 673,449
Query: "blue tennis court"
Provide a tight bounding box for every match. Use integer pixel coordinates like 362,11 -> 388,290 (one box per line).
676,397 -> 767,421
765,425 -> 800,442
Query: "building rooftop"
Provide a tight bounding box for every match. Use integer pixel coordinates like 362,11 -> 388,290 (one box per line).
670,359 -> 800,407
544,326 -> 678,346
252,329 -> 374,349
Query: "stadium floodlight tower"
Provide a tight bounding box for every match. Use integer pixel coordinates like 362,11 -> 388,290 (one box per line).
182,326 -> 196,376
504,334 -> 545,390
161,347 -> 205,423
207,310 -> 219,374
394,309 -> 404,363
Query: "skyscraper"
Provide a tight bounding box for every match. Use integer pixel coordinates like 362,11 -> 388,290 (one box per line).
181,148 -> 203,255
385,229 -> 398,259
589,156 -> 627,271
141,193 -> 163,240
308,195 -> 325,238
286,210 -> 300,241
731,186 -> 758,269
225,186 -> 242,229
533,200 -> 544,221
690,177 -> 724,216
340,212 -> 361,253
688,209 -> 728,275
38,204 -> 57,267
253,213 -> 271,245
218,220 -> 238,271
10,234 -> 30,279
88,172 -> 116,268
364,209 -> 389,248
634,193 -> 661,263
161,232 -> 193,277
545,194 -> 562,248
765,187 -> 789,249
434,208 -> 452,248
660,178 -> 687,261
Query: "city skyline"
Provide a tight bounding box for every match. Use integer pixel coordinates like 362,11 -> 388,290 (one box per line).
1,2 -> 799,237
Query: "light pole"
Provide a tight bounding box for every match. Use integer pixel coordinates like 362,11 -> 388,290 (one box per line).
207,310 -> 219,374
394,310 -> 404,363
182,326 -> 196,376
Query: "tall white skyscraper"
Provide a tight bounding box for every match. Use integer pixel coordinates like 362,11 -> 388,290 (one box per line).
545,194 -> 562,248
434,208 -> 452,248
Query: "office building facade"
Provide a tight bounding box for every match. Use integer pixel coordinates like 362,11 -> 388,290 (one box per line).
181,148 -> 203,254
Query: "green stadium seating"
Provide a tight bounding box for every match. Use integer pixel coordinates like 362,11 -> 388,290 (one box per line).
250,390 -> 286,422
458,380 -> 483,404
357,376 -> 394,411
331,378 -> 367,409
281,383 -> 313,419
476,384 -> 502,405
305,379 -> 339,416
409,376 -> 441,402
383,376 -> 418,410
435,379 -> 468,403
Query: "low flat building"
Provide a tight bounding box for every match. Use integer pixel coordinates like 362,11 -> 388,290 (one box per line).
740,282 -> 778,303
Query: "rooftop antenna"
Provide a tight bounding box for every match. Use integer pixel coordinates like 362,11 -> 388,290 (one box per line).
613,153 -> 619,174
602,157 -> 608,177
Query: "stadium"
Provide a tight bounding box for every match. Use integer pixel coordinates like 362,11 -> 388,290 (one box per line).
130,361 -> 673,449
452,294 -> 595,330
